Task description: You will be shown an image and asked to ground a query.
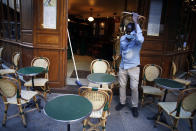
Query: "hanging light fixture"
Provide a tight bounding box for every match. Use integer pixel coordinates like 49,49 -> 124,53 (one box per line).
88,8 -> 94,22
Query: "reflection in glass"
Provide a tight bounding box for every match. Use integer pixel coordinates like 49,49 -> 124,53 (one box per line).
8,0 -> 14,10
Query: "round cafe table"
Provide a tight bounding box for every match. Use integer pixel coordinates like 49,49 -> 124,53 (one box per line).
155,78 -> 185,102
87,73 -> 116,88
44,94 -> 92,131
17,66 -> 47,108
17,66 -> 46,89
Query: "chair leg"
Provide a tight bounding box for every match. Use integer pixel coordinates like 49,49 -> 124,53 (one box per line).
83,119 -> 88,131
2,103 -> 8,127
172,118 -> 179,131
44,84 -> 50,100
43,92 -> 47,100
18,104 -> 27,128
46,83 -> 51,94
154,106 -> 163,127
43,86 -> 47,100
188,118 -> 193,131
141,93 -> 145,107
33,96 -> 40,112
102,119 -> 106,131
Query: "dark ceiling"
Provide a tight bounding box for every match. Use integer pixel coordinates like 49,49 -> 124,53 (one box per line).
68,0 -> 138,19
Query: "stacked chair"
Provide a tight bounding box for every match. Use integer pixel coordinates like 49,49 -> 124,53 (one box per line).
155,88 -> 196,131
0,76 -> 40,127
0,47 -> 4,67
24,57 -> 50,100
141,64 -> 164,106
188,54 -> 196,77
78,86 -> 113,131
88,59 -> 114,89
0,52 -> 20,77
190,54 -> 196,69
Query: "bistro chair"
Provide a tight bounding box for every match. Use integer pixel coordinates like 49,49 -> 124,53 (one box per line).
0,76 -> 40,127
155,88 -> 196,131
78,86 -> 113,131
141,64 -> 164,106
188,54 -> 196,77
0,52 -> 20,76
171,61 -> 191,87
24,57 -> 50,100
89,59 -> 114,89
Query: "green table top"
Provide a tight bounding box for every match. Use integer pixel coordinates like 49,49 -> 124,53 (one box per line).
17,66 -> 46,76
44,94 -> 92,123
155,78 -> 185,90
87,73 -> 116,84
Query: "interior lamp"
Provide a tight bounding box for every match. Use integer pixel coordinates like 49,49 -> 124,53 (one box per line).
88,8 -> 94,22
88,16 -> 94,22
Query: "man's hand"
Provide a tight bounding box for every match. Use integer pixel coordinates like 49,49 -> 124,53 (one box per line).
132,12 -> 139,24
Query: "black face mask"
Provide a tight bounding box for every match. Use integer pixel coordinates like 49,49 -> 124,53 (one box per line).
125,23 -> 135,34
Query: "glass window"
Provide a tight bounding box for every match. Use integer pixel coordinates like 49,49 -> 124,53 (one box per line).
0,0 -> 21,40
147,0 -> 163,36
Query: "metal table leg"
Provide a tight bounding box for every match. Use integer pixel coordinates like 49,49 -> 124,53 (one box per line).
67,124 -> 70,131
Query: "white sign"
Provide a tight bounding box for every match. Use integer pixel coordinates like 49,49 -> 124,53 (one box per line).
43,0 -> 57,29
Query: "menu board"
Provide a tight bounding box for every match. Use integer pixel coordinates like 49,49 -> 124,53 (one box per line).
147,0 -> 162,36
43,0 -> 57,29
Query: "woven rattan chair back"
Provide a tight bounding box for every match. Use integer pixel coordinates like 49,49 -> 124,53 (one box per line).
31,57 -> 50,78
182,91 -> 196,112
90,59 -> 110,73
32,57 -> 50,69
0,77 -> 17,98
81,90 -> 108,111
143,64 -> 162,82
12,52 -> 20,67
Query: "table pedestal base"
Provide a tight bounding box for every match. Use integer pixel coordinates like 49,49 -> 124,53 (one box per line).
67,124 -> 70,131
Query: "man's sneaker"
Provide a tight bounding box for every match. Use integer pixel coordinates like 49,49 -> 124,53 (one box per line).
115,103 -> 126,111
131,107 -> 139,117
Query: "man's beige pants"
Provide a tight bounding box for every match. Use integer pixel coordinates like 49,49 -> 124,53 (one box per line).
118,67 -> 140,107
